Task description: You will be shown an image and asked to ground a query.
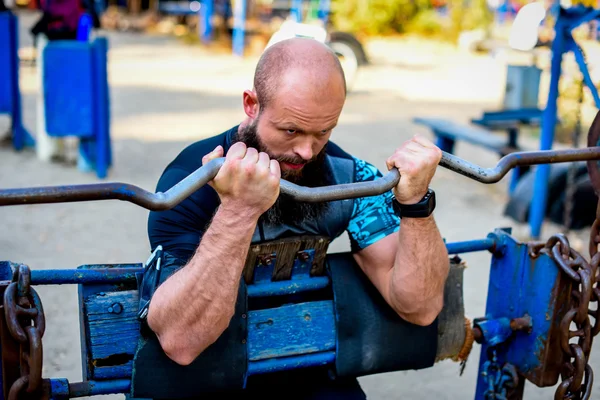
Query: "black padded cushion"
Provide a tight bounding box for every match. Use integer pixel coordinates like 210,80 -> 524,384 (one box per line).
327,252 -> 438,377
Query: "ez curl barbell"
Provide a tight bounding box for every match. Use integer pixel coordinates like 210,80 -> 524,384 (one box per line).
3,113 -> 600,209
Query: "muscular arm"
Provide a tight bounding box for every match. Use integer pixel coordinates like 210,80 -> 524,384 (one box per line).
353,216 -> 448,327
351,135 -> 448,326
146,142 -> 280,366
147,206 -> 258,366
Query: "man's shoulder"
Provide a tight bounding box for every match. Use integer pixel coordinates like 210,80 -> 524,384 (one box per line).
326,141 -> 383,183
164,125 -> 238,174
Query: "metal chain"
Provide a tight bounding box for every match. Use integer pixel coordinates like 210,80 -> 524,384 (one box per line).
3,264 -> 46,400
530,228 -> 599,400
481,349 -> 519,400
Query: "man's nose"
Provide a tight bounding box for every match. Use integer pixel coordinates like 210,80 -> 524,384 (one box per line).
294,139 -> 315,162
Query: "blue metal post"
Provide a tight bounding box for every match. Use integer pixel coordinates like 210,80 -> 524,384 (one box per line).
528,17 -> 566,239
77,37 -> 111,178
76,13 -> 93,41
317,0 -> 330,23
232,0 -> 246,56
198,0 -> 213,43
0,11 -> 34,151
291,0 -> 303,22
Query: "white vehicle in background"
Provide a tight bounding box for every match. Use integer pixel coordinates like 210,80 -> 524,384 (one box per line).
265,17 -> 368,92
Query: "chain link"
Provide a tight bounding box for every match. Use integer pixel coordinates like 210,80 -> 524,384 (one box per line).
481,349 -> 519,400
3,264 -> 46,400
530,226 -> 600,400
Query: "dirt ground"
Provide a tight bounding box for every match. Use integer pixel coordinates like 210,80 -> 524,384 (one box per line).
1,9 -> 600,399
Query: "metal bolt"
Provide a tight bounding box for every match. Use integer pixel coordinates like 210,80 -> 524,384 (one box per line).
510,315 -> 532,334
108,302 -> 123,314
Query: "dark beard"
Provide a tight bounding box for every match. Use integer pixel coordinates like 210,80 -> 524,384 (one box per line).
233,123 -> 331,226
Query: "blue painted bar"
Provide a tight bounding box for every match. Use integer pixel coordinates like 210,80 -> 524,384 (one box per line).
445,238 -> 496,255
26,238 -> 494,286
67,379 -> 131,397
232,0 -> 246,56
199,0 -> 213,43
528,15 -> 565,239
0,11 -> 34,150
30,266 -> 143,284
53,353 -> 335,397
291,0 -> 303,22
76,13 -> 93,41
49,378 -> 70,399
247,276 -> 330,297
247,351 -> 336,375
318,0 -> 330,22
570,37 -> 600,108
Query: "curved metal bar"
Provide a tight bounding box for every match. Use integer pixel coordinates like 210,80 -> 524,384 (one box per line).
0,158 -> 399,209
441,147 -> 600,184
2,148 -> 600,210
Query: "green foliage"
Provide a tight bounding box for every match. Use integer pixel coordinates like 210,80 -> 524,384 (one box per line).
330,0 -> 433,36
405,9 -> 445,37
330,0 -> 493,39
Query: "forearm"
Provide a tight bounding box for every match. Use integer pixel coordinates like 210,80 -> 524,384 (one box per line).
389,216 -> 449,326
147,205 -> 258,365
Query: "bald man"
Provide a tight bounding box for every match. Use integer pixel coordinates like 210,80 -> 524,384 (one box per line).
144,38 -> 449,399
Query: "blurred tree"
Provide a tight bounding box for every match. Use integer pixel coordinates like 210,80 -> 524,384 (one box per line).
330,0 -> 493,39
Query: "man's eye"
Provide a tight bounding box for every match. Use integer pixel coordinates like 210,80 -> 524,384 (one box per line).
286,129 -> 296,134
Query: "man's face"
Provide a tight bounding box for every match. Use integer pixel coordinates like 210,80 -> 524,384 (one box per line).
235,70 -> 346,225
245,69 -> 345,181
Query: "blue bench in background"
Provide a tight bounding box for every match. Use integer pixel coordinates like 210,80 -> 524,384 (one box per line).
413,108 -> 543,193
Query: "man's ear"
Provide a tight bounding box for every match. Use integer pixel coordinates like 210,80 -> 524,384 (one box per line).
243,90 -> 260,119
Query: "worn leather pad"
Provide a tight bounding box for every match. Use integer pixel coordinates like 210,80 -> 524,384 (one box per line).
327,252 -> 438,378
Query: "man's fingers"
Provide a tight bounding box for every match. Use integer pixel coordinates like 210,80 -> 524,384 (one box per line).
202,145 -> 224,165
243,147 -> 259,165
412,134 -> 435,148
227,141 -> 247,160
257,152 -> 270,169
270,160 -> 281,178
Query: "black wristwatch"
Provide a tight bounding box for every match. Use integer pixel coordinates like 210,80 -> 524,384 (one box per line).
392,189 -> 436,218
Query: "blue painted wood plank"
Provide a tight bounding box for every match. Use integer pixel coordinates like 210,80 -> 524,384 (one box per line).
247,300 -> 336,361
85,290 -> 140,360
84,292 -> 337,379
43,41 -> 96,137
93,362 -> 133,380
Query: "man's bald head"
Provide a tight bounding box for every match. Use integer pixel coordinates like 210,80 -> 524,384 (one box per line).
253,38 -> 347,110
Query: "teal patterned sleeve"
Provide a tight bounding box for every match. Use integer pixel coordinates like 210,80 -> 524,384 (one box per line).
347,157 -> 400,252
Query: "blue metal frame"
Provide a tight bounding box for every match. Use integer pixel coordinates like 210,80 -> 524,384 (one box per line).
529,6 -> 600,239
0,11 -> 35,151
0,229 -> 580,399
474,229 -> 568,397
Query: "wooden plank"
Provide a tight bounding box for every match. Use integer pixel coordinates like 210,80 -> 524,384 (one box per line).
247,300 -> 336,361
94,362 -> 134,380
84,293 -> 336,379
85,290 -> 140,361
